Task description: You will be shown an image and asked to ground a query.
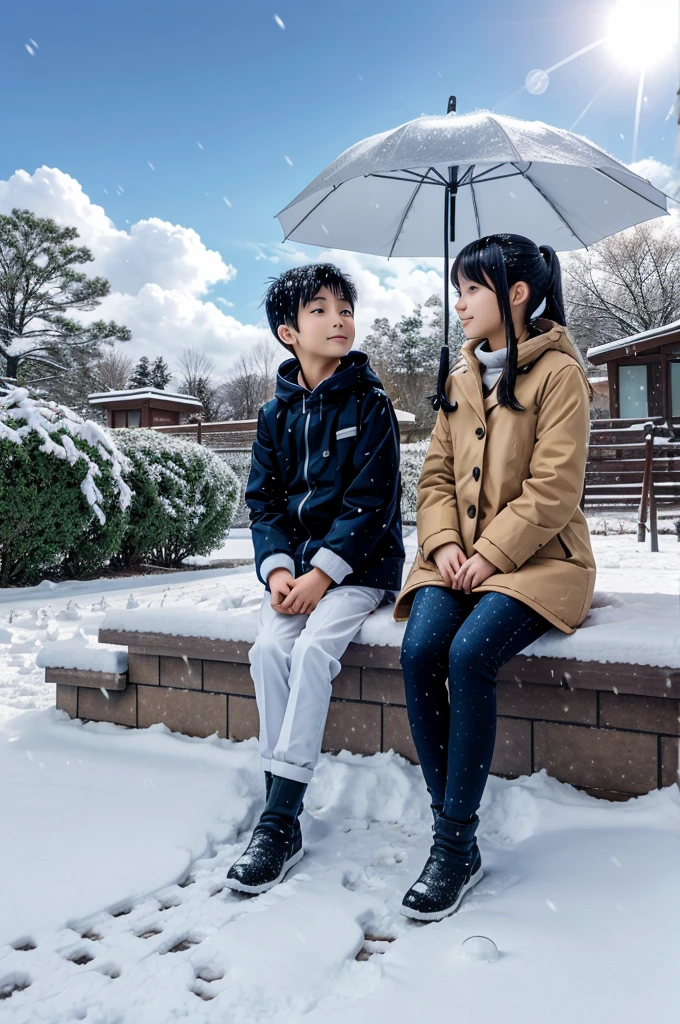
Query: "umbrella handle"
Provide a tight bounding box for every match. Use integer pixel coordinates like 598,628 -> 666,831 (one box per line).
428,346 -> 458,413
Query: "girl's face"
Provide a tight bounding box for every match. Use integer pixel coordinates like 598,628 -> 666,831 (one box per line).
454,272 -> 503,341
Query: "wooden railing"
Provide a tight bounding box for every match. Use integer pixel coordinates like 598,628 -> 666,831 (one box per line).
584,417 -> 680,549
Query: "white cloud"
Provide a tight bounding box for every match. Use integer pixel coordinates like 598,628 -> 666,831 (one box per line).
0,167 -> 233,296
0,167 -> 268,375
627,157 -> 680,203
95,286 -> 269,368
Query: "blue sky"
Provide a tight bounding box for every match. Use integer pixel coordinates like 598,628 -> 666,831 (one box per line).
1,0 -> 678,367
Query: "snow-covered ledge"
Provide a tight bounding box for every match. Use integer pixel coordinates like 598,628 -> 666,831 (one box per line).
37,640 -> 128,675
97,590 -> 680,670
43,592 -> 680,800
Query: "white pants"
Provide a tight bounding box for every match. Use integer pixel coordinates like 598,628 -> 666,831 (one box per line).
248,586 -> 385,783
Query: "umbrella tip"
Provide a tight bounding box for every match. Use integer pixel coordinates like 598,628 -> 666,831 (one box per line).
447,95 -> 457,114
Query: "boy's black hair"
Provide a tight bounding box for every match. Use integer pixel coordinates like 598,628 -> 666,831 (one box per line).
451,234 -> 566,412
263,263 -> 358,352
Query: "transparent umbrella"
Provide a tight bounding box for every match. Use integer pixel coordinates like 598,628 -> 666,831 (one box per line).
276,98 -> 671,408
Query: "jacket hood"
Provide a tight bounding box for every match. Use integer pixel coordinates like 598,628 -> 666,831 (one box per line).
275,349 -> 382,405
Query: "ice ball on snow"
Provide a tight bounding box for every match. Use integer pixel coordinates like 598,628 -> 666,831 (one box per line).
460,935 -> 498,962
526,69 -> 549,95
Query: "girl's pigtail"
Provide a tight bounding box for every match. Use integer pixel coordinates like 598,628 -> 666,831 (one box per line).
538,245 -> 566,326
491,242 -> 524,413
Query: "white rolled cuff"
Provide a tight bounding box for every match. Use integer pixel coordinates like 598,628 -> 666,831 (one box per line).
310,546 -> 353,585
270,759 -> 314,784
260,553 -> 295,583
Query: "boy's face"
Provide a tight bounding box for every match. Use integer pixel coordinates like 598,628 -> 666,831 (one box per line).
278,285 -> 355,359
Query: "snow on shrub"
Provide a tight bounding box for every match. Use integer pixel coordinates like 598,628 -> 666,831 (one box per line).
217,448 -> 252,526
0,386 -> 132,585
399,441 -> 428,524
114,429 -> 240,567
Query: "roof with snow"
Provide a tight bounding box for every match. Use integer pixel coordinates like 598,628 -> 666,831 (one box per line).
88,388 -> 202,407
393,408 -> 416,423
587,319 -> 680,362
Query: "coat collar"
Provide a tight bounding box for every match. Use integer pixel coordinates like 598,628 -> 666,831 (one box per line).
448,320 -> 586,423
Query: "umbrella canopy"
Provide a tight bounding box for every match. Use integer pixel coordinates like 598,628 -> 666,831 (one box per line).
276,110 -> 669,258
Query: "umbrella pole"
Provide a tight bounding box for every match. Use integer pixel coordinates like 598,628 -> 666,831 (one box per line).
430,165 -> 458,413
429,94 -> 459,413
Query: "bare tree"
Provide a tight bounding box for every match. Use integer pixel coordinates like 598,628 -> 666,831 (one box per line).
564,221 -> 680,364
94,349 -> 135,392
219,353 -> 267,420
177,347 -> 216,392
177,347 -> 222,421
250,336 -> 279,404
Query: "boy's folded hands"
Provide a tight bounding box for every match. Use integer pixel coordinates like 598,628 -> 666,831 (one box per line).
268,566 -> 333,616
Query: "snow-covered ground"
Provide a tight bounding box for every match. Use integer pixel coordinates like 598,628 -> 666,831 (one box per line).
0,528 -> 678,1021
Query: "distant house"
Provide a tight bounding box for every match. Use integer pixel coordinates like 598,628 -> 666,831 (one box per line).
587,321 -> 680,422
88,387 -> 202,429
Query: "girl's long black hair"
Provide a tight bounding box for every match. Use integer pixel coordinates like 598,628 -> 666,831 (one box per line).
451,234 -> 566,411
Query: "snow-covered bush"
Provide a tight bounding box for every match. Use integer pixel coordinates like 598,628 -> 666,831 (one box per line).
399,441 -> 428,524
0,386 -> 131,585
216,449 -> 252,527
114,430 -> 240,567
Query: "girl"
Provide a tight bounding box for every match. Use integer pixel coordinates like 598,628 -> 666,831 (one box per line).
393,234 -> 596,922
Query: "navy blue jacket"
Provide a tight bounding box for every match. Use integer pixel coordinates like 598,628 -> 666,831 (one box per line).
246,351 -> 404,592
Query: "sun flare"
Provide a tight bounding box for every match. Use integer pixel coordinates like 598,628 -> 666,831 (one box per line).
607,0 -> 679,69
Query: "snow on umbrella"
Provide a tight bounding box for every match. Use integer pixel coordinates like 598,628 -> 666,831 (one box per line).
275,99 -> 671,408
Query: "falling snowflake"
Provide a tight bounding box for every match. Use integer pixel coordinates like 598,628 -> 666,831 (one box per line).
197,141 -> 204,150
222,196 -> 232,207
25,44 -> 35,56
148,161 -> 155,170
284,154 -> 293,166
274,14 -> 285,29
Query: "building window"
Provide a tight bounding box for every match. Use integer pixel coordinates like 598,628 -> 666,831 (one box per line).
618,364 -> 648,418
671,362 -> 680,418
112,409 -> 142,428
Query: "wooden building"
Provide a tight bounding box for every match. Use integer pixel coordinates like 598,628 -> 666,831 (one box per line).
88,388 -> 202,429
587,320 -> 680,423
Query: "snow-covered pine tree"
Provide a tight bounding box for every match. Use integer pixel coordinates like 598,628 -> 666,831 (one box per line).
150,357 -> 172,389
0,208 -> 130,388
128,356 -> 153,389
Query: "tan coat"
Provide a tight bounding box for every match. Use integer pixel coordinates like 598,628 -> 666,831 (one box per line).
394,319 -> 596,634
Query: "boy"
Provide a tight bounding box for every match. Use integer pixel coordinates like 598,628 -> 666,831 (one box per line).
226,263 -> 404,894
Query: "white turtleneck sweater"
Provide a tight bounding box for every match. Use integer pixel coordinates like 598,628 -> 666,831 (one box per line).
474,340 -> 507,392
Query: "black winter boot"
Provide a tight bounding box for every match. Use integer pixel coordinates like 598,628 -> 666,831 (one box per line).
265,770 -> 303,847
400,814 -> 483,922
226,775 -> 306,894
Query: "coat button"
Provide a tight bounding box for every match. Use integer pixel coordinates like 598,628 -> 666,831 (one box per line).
472,466 -> 481,481
467,504 -> 476,519
475,426 -> 485,439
